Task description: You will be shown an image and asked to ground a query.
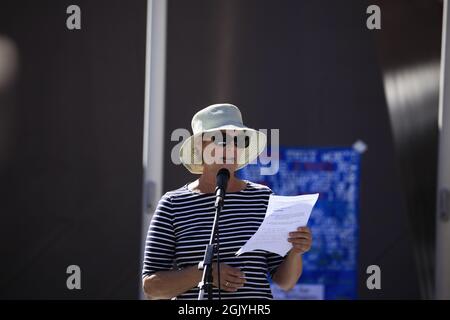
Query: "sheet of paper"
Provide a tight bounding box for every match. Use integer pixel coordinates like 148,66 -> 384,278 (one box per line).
235,193 -> 319,257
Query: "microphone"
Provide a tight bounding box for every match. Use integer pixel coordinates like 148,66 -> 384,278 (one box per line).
197,168 -> 230,300
215,168 -> 230,208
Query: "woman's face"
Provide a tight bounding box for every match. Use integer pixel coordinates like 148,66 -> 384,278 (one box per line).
199,130 -> 248,174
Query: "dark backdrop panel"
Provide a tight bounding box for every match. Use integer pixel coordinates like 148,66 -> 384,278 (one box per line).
163,0 -> 424,299
0,0 -> 146,298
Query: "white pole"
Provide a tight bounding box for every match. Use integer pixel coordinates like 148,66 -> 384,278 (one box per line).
140,0 -> 167,299
436,0 -> 450,300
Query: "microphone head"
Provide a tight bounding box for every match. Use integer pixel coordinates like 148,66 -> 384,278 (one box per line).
216,168 -> 230,192
216,168 -> 230,179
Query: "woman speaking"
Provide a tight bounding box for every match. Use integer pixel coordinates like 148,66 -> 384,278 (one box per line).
142,103 -> 312,300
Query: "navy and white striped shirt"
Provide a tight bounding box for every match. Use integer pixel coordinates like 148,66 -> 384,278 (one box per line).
142,180 -> 287,300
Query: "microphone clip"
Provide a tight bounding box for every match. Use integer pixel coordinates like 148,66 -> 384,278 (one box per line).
214,186 -> 226,208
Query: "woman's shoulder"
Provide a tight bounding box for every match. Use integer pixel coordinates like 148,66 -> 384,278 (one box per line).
160,184 -> 192,201
242,180 -> 274,194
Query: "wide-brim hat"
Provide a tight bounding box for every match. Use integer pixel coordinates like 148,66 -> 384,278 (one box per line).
179,103 -> 267,174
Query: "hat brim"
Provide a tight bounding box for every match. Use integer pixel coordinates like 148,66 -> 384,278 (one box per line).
179,125 -> 267,174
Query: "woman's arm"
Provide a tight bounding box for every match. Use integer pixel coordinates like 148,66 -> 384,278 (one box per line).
143,265 -> 201,300
272,250 -> 303,291
143,262 -> 246,299
272,226 -> 312,291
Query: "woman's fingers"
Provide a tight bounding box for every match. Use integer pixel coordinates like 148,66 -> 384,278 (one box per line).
221,275 -> 246,291
223,265 -> 245,281
288,228 -> 312,240
287,227 -> 313,254
222,268 -> 246,289
227,274 -> 246,285
219,278 -> 237,292
213,263 -> 246,292
219,278 -> 244,292
288,234 -> 311,240
289,238 -> 311,253
288,238 -> 310,245
225,266 -> 245,278
295,226 -> 311,234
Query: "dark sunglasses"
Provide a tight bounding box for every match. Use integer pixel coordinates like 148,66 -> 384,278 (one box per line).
203,132 -> 250,148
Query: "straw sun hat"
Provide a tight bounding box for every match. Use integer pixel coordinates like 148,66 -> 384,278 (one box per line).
179,103 -> 267,174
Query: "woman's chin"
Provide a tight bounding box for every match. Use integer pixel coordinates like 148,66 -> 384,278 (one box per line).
206,162 -> 239,172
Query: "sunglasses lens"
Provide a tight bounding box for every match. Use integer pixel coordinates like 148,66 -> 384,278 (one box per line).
233,135 -> 250,148
208,132 -> 249,148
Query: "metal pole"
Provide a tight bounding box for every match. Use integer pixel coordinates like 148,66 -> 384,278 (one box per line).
436,0 -> 450,300
141,0 -> 167,300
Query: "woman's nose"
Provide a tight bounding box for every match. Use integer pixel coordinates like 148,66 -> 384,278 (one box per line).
224,143 -> 237,157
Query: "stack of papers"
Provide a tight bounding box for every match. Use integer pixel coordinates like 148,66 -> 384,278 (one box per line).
236,193 -> 319,256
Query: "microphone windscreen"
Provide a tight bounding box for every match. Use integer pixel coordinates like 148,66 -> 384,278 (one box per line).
217,168 -> 230,179
216,168 -> 230,190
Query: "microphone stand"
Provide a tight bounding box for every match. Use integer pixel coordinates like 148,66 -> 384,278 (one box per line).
197,170 -> 228,300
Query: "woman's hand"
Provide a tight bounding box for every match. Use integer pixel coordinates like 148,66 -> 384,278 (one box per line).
288,226 -> 312,255
212,262 -> 246,292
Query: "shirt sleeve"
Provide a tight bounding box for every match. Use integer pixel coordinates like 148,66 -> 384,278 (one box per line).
142,193 -> 176,278
267,252 -> 287,278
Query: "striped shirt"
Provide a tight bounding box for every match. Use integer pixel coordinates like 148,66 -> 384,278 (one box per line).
142,180 -> 287,300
